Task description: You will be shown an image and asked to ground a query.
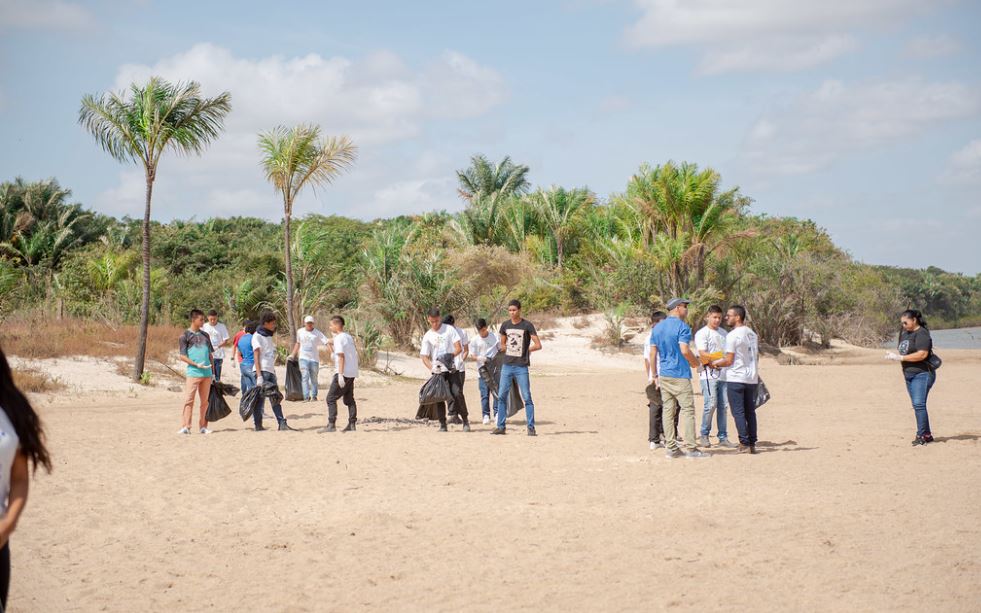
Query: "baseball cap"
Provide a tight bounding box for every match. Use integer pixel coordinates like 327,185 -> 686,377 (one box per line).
303,315 -> 315,324
666,298 -> 691,310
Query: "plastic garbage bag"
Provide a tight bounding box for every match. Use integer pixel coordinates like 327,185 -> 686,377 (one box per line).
206,384 -> 231,422
261,381 -> 284,404
419,373 -> 453,405
755,378 -> 771,409
480,354 -> 525,417
213,381 -> 239,397
285,358 -> 303,401
239,386 -> 261,421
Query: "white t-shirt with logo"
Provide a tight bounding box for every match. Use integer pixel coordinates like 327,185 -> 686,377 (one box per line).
420,324 -> 461,365
252,331 -> 278,373
724,326 -> 759,384
694,325 -> 728,382
332,331 -> 360,378
0,408 -> 20,516
296,327 -> 329,362
201,322 -> 230,360
469,331 -> 499,366
452,326 -> 470,371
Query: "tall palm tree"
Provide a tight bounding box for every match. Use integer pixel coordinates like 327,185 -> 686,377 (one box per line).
257,125 -> 356,340
530,186 -> 593,269
79,77 -> 231,381
456,154 -> 530,202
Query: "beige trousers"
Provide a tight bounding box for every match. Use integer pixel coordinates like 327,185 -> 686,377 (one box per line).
658,376 -> 697,452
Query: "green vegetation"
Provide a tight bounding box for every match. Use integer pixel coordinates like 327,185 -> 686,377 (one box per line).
3,155 -> 979,357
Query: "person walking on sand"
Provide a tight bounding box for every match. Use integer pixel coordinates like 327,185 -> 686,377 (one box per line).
649,298 -> 708,458
644,310 -> 678,449
491,300 -> 542,437
695,305 -> 736,448
0,346 -> 53,613
418,308 -> 467,432
177,309 -> 215,435
442,314 -> 470,424
712,305 -> 759,454
202,310 -> 230,381
886,309 -> 937,446
469,318 -> 499,425
319,316 -> 359,433
291,315 -> 330,402
252,311 -> 295,432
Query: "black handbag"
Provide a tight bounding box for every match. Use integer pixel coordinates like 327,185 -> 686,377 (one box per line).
927,352 -> 943,371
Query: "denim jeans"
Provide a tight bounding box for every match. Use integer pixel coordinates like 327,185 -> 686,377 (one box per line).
727,382 -> 758,446
257,370 -> 285,426
239,362 -> 256,394
212,358 -> 223,381
478,375 -> 492,417
495,364 -> 535,430
299,359 -> 320,399
699,378 -> 729,439
904,370 -> 935,437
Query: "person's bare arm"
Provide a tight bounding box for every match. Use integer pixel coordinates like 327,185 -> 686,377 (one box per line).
900,350 -> 930,362
0,453 -> 29,548
650,345 -> 660,388
529,334 -> 542,353
422,355 -> 433,370
453,340 -> 463,357
714,352 -> 735,368
679,342 -> 699,369
291,341 -> 300,359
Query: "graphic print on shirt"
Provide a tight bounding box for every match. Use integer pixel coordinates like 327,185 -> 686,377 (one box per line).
899,339 -> 910,354
506,328 -> 526,357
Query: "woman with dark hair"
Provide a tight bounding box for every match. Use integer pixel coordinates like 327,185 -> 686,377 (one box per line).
0,346 -> 53,611
886,309 -> 936,446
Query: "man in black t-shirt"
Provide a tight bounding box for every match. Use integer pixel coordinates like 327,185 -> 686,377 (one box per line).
491,299 -> 542,436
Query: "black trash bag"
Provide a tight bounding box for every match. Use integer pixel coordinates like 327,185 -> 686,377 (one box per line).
285,359 -> 304,401
206,384 -> 231,422
213,381 -> 239,397
239,386 -> 261,421
755,377 -> 771,409
419,373 -> 453,405
480,353 -> 525,417
261,381 -> 284,404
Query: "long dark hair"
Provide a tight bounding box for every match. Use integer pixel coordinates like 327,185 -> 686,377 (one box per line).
901,309 -> 928,329
0,346 -> 52,473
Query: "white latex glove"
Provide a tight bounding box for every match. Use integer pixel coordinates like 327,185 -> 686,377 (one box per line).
197,362 -> 209,370
256,373 -> 265,386
885,352 -> 901,362
431,362 -> 447,374
337,376 -> 346,388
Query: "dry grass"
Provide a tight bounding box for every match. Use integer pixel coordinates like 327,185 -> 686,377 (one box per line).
0,315 -> 183,363
571,315 -> 592,330
12,368 -> 65,393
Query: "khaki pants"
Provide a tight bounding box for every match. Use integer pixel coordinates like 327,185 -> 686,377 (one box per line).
659,376 -> 697,452
182,376 -> 212,429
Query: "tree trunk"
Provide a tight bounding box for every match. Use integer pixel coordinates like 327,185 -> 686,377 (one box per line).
556,234 -> 564,269
134,170 -> 154,383
283,208 -> 297,343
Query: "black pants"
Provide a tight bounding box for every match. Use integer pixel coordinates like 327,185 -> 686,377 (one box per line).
727,382 -> 759,445
647,383 -> 679,442
1,543 -> 9,612
446,371 -> 468,419
326,375 -> 357,424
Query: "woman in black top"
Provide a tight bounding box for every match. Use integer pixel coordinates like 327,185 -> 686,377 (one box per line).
887,309 -> 935,446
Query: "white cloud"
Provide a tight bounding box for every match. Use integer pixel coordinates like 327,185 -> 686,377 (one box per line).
624,0 -> 927,73
745,78 -> 981,174
941,139 -> 981,184
0,0 -> 94,30
94,44 -> 507,221
904,34 -> 961,59
367,177 -> 459,218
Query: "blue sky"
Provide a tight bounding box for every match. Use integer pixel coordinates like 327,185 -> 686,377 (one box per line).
1,0 -> 980,273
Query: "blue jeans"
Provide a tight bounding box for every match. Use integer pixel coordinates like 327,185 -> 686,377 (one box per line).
495,364 -> 535,430
904,370 -> 935,437
478,376 -> 492,417
239,362 -> 256,394
257,370 -> 285,426
213,358 -> 223,380
727,382 -> 758,446
299,359 -> 320,399
699,378 -> 729,439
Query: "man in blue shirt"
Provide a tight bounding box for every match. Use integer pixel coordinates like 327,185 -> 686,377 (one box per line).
649,298 -> 709,458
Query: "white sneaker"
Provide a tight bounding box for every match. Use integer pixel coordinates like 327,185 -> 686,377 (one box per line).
650,440 -> 663,450
177,427 -> 190,435
199,428 -> 212,435
482,415 -> 490,425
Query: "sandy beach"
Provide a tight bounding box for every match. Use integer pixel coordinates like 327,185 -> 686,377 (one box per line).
9,330 -> 981,612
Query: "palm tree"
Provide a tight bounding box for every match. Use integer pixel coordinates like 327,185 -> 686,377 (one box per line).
79,77 -> 231,381
257,125 -> 356,340
456,154 -> 530,202
530,186 -> 593,269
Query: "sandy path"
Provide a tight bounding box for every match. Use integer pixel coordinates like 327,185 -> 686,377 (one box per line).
10,355 -> 981,612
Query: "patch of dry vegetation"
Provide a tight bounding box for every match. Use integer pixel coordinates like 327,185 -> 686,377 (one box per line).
12,367 -> 65,393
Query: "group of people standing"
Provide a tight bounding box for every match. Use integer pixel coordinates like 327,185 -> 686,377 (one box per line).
645,297 -> 762,458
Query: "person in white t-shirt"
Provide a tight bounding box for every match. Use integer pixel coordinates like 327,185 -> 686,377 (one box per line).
417,307 -> 467,432
318,315 -> 360,433
202,310 -> 230,380
442,314 -> 470,424
251,311 -> 295,432
643,310 -> 677,449
694,305 -> 736,448
291,315 -> 330,402
711,304 -> 760,454
468,318 -> 499,425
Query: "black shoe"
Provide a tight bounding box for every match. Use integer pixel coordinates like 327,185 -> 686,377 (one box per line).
254,425 -> 266,432
922,433 -> 934,443
278,421 -> 297,431
462,422 -> 471,432
322,423 -> 336,433
749,445 -> 757,454
527,427 -> 537,437
912,436 -> 927,446
491,427 -> 506,435
450,415 -> 463,425
438,423 -> 448,432
342,422 -> 356,432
